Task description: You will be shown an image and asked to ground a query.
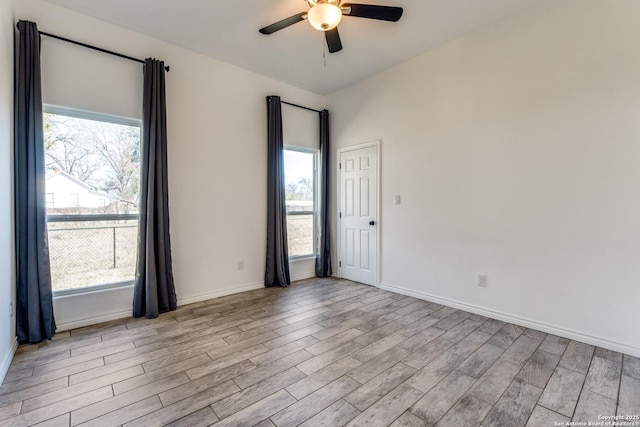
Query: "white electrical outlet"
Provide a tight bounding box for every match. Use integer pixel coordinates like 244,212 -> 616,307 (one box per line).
477,274 -> 488,287
237,261 -> 245,271
395,195 -> 401,205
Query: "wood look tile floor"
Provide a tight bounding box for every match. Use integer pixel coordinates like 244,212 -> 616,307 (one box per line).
1,278 -> 639,426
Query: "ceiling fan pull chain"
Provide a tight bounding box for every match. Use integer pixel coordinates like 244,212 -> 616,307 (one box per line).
323,38 -> 327,67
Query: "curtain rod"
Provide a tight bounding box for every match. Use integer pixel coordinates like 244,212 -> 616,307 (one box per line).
281,100 -> 322,113
28,27 -> 171,72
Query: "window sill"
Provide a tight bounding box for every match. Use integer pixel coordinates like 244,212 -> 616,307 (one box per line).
53,281 -> 134,298
289,255 -> 316,262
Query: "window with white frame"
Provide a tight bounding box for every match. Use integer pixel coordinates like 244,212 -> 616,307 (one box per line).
43,106 -> 141,293
284,147 -> 318,258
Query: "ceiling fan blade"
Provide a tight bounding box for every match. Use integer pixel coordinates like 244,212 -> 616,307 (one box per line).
259,12 -> 307,34
342,3 -> 403,22
325,28 -> 343,53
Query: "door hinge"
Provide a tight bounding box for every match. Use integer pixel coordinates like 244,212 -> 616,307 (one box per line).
339,261 -> 342,267
339,162 -> 342,169
339,212 -> 342,218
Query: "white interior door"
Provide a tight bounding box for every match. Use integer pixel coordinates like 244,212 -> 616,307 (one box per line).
339,144 -> 378,286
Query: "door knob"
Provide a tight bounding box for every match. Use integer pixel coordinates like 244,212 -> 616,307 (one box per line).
369,220 -> 375,226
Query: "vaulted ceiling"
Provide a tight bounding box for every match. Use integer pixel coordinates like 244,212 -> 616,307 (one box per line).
43,0 -> 542,94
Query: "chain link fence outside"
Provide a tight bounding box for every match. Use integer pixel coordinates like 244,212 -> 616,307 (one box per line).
47,219 -> 138,291
47,214 -> 312,291
287,213 -> 314,257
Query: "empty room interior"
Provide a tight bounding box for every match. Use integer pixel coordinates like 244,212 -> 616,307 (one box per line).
1,0 -> 640,426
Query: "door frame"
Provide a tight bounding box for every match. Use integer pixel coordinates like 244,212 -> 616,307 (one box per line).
336,140 -> 381,287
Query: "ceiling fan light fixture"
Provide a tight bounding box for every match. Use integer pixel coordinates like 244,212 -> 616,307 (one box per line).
307,3 -> 343,31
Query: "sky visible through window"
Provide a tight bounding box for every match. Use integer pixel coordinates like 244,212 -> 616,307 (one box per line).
44,112 -> 141,213
285,150 -> 312,188
284,149 -> 314,203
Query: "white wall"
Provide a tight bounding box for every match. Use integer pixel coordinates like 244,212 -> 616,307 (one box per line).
15,0 -> 325,330
328,0 -> 640,356
0,0 -> 17,384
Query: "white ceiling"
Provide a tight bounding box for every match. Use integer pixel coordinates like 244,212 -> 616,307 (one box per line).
43,0 -> 542,95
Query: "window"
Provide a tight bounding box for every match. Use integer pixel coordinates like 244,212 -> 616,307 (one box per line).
44,106 -> 141,292
284,147 -> 317,258
68,193 -> 79,208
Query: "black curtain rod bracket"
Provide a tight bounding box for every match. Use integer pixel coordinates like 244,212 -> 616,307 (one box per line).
18,24 -> 171,72
281,100 -> 322,113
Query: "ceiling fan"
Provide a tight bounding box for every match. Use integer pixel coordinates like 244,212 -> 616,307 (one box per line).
259,0 -> 404,53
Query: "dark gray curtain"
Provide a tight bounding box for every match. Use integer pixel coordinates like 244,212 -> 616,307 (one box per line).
14,20 -> 56,343
133,58 -> 177,318
315,110 -> 332,277
265,96 -> 290,287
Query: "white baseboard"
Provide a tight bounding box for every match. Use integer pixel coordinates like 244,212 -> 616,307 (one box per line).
56,309 -> 132,332
0,338 -> 18,386
178,282 -> 265,306
380,282 -> 640,358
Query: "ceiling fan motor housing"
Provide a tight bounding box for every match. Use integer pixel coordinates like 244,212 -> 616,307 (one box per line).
307,1 -> 343,31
